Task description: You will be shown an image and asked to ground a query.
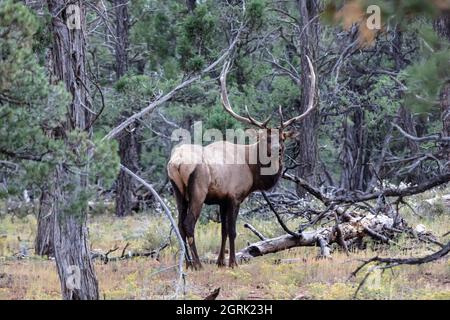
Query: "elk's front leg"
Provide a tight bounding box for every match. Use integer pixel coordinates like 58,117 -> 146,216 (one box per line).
228,203 -> 240,268
217,202 -> 228,267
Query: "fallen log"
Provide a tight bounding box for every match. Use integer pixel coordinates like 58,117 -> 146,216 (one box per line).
237,213 -> 394,261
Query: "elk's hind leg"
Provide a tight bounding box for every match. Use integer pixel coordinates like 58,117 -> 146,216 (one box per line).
228,202 -> 240,268
170,180 -> 192,268
185,200 -> 205,270
217,202 -> 228,267
185,166 -> 208,270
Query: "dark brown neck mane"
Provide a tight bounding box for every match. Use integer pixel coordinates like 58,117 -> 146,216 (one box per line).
247,140 -> 284,192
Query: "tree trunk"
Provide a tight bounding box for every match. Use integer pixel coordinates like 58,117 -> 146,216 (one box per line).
339,109 -> 369,191
391,27 -> 425,183
434,13 -> 450,162
52,166 -> 99,300
35,188 -> 53,256
295,0 -> 320,196
116,128 -> 139,216
114,0 -> 129,80
434,12 -> 450,40
186,0 -> 196,12
113,0 -> 139,217
47,0 -> 98,300
25,1 -> 54,257
440,81 -> 450,161
397,106 -> 426,183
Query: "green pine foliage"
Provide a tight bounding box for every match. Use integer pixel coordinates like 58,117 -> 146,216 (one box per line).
402,24 -> 450,114
0,0 -> 63,196
0,0 -> 118,204
178,4 -> 218,72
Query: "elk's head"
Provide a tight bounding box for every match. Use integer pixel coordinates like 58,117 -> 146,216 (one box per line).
219,56 -> 316,168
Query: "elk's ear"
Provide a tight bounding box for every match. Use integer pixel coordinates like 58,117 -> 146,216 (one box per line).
282,130 -> 299,140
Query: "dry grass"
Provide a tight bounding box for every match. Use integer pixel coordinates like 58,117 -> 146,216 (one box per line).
0,189 -> 449,300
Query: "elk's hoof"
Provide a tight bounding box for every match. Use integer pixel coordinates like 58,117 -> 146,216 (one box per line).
229,260 -> 238,268
186,261 -> 194,270
186,261 -> 203,270
194,262 -> 203,270
217,259 -> 226,268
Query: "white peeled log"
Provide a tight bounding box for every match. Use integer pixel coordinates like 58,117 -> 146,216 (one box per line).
414,224 -> 427,234
236,213 -> 394,262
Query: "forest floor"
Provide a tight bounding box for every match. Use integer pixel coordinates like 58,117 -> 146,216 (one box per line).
0,188 -> 449,300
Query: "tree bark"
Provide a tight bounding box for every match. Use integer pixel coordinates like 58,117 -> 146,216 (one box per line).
47,0 -> 98,300
113,0 -> 139,217
295,0 -> 320,196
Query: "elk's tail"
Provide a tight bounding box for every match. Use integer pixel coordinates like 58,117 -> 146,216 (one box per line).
167,161 -> 185,199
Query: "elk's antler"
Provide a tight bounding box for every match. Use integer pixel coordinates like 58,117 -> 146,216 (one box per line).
281,56 -> 317,128
220,61 -> 271,128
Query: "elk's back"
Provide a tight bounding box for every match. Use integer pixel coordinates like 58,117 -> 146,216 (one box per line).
167,142 -> 254,202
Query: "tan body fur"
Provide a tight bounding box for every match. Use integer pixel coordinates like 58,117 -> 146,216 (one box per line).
169,141 -> 263,204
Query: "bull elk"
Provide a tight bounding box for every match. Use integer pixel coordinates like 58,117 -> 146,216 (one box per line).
167,57 -> 316,269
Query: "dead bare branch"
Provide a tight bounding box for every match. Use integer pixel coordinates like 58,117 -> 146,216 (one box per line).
119,164 -> 185,298
392,122 -> 450,143
284,172 -> 450,204
103,33 -> 241,141
261,191 -> 301,238
243,223 -> 266,241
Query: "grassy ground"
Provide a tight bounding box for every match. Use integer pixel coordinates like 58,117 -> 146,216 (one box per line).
0,189 -> 449,300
